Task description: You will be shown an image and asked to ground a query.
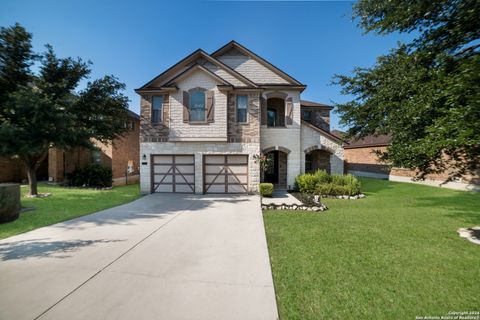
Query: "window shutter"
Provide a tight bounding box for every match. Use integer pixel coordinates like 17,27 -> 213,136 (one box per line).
162,94 -> 168,124
206,90 -> 214,123
183,91 -> 189,123
286,97 -> 293,125
260,96 -> 267,125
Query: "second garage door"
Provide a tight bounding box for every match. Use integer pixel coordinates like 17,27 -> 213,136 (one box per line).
203,155 -> 248,193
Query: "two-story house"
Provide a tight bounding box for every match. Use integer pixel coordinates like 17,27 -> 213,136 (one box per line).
135,41 -> 343,194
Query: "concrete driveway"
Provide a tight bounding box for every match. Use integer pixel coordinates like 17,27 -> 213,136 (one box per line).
0,194 -> 278,320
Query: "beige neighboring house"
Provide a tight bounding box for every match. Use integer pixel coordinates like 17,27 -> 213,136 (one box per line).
135,41 -> 343,194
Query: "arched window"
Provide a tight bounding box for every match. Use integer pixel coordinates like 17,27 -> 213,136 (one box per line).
190,90 -> 206,121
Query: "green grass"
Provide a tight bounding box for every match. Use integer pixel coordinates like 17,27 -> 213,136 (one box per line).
264,178 -> 480,320
0,183 -> 141,239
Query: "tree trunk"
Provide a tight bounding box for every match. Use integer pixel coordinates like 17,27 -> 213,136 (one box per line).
26,166 -> 38,196
21,149 -> 48,197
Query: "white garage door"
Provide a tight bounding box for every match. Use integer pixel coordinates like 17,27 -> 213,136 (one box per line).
203,155 -> 248,194
151,155 -> 195,193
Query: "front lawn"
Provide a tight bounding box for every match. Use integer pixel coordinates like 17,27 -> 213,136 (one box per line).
0,183 -> 141,239
264,178 -> 480,320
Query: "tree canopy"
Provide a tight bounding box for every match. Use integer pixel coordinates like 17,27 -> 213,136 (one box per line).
334,0 -> 479,180
0,23 -> 129,195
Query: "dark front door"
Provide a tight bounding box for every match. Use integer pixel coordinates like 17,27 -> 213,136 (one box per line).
264,151 -> 279,184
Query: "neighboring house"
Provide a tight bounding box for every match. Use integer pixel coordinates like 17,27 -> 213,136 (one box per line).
135,41 -> 343,194
0,111 -> 140,186
334,131 -> 480,191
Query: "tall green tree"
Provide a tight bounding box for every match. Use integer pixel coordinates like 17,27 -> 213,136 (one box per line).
0,24 -> 129,196
334,0 -> 480,180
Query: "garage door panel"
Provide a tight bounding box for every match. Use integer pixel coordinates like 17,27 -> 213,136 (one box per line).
205,165 -> 224,174
228,175 -> 247,183
204,155 -> 248,194
206,185 -> 226,193
175,155 -> 194,164
175,184 -> 194,193
152,165 -> 173,173
154,175 -> 173,183
228,184 -> 247,193
176,165 -> 195,174
155,184 -> 173,192
227,155 -> 248,164
228,166 -> 248,174
175,175 -> 194,183
152,155 -> 195,193
204,156 -> 225,164
153,156 -> 173,164
205,175 -> 225,183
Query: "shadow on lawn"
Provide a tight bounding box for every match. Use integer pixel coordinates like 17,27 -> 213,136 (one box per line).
415,192 -> 480,225
0,238 -> 124,261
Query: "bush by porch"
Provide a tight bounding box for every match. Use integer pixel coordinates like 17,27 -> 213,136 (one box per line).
295,170 -> 361,196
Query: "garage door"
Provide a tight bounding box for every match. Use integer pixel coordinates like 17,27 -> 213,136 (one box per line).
204,155 -> 248,193
152,155 -> 195,193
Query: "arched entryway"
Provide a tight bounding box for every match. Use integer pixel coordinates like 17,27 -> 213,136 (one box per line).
304,146 -> 334,174
262,146 -> 290,189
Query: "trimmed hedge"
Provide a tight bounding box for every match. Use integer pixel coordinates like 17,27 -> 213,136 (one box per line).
259,183 -> 274,197
66,164 -> 113,187
295,170 -> 361,196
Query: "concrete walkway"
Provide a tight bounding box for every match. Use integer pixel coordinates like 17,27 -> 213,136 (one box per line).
261,190 -> 303,206
0,194 -> 278,320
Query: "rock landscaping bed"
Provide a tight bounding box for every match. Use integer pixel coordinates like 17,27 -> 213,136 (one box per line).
261,203 -> 328,212
457,227 -> 480,245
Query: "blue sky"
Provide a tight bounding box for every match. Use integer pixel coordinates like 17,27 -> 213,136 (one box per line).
0,0 -> 411,130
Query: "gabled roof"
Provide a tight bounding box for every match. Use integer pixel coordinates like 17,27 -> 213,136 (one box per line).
165,64 -> 232,86
211,40 -> 305,86
135,49 -> 257,92
300,100 -> 333,110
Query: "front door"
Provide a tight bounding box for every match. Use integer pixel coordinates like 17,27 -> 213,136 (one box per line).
264,151 -> 278,184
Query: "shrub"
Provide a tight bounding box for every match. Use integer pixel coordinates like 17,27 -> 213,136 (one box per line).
295,173 -> 318,193
259,183 -> 274,197
67,164 -> 113,187
295,170 -> 361,196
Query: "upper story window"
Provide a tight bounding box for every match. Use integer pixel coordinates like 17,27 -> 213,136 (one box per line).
190,90 -> 206,122
152,96 -> 163,123
267,108 -> 277,127
236,95 -> 248,123
302,110 -> 312,122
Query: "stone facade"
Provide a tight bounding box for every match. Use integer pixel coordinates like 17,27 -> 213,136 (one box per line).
227,92 -> 260,143
300,124 -> 344,176
140,94 -> 170,142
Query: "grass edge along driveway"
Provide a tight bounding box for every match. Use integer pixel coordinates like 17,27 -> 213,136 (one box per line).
0,183 -> 141,239
264,178 -> 480,320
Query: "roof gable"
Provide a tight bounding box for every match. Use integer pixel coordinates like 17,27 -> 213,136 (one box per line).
136,49 -> 256,91
211,41 -> 304,86
165,64 -> 232,86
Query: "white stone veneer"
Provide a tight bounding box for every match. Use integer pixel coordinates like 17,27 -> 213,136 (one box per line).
300,124 -> 344,175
